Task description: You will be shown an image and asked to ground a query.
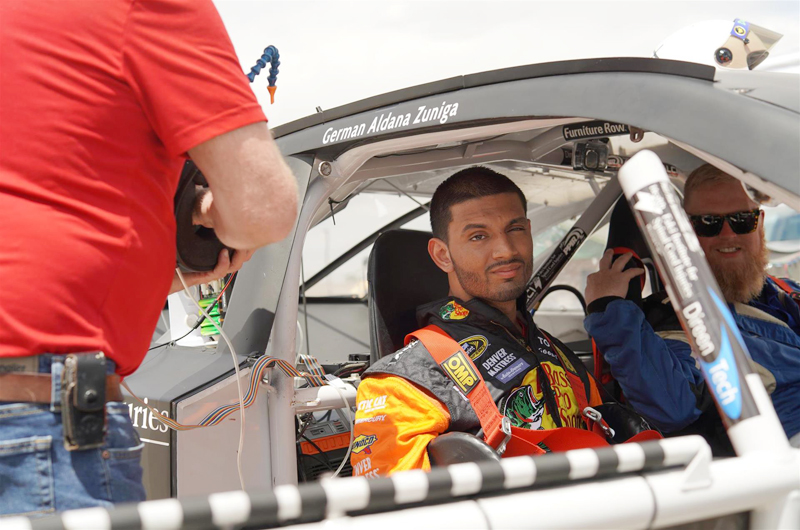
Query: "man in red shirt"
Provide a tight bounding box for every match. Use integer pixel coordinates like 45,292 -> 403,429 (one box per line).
0,0 -> 297,515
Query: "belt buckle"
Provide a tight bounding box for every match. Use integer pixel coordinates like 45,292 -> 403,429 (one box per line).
583,406 -> 615,439
495,416 -> 512,456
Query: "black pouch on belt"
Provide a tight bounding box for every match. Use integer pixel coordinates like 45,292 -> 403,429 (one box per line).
61,352 -> 107,451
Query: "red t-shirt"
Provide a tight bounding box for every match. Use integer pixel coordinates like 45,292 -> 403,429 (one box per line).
0,1 -> 266,375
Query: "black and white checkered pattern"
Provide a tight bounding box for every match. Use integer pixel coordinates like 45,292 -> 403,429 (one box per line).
0,437 -> 705,530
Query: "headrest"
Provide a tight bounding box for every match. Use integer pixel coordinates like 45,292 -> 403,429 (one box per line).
367,230 -> 449,363
605,199 -> 662,304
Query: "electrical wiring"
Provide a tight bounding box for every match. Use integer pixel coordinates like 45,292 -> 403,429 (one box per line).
176,269 -> 247,491
125,270 -> 248,490
300,435 -> 335,472
330,383 -> 355,479
147,272 -> 236,352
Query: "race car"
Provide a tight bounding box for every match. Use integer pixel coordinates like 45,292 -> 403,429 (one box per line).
12,19 -> 799,530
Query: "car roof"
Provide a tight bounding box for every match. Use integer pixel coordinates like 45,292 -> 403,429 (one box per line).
273,57 -> 800,199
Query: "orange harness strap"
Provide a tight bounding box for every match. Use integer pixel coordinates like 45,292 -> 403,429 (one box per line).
407,325 -> 615,456
770,275 -> 800,308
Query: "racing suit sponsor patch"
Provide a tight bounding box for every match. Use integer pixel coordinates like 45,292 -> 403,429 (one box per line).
355,415 -> 386,425
459,335 -> 489,361
481,348 -> 529,382
353,456 -> 379,477
440,300 -> 469,321
357,395 -> 388,414
352,434 -> 378,455
442,350 -> 479,394
502,386 -> 545,429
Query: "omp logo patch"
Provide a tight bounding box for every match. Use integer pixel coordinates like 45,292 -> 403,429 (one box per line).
352,434 -> 378,455
442,351 -> 479,395
439,301 -> 469,321
357,395 -> 387,414
459,335 -> 488,361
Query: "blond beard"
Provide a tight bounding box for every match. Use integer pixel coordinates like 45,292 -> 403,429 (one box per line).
707,235 -> 769,304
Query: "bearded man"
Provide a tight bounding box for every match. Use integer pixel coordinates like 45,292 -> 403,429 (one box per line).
350,167 -> 608,477
585,164 -> 800,453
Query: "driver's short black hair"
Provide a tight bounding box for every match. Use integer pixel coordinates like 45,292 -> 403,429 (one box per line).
430,166 -> 527,241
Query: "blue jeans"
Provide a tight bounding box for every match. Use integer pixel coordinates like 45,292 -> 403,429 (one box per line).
0,355 -> 145,517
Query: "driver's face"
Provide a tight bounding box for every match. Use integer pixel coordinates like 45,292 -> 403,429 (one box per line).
445,193 -> 533,303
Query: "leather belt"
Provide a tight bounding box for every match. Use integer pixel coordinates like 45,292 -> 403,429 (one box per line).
0,373 -> 123,404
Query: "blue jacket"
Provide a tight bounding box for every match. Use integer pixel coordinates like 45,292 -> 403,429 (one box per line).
584,277 -> 800,440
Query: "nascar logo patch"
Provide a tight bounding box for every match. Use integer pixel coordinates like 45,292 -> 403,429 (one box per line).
459,335 -> 489,361
442,350 -> 479,395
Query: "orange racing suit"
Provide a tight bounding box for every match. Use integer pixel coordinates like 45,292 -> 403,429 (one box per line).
351,296 -> 602,477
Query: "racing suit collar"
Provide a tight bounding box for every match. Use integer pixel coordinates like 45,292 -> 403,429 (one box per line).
416,295 -> 528,339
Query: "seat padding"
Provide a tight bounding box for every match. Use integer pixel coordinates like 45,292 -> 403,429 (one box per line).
367,230 -> 449,363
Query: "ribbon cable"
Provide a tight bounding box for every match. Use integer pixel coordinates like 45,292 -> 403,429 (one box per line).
123,354 -> 328,432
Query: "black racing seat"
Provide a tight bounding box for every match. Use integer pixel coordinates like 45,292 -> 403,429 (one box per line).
366,229 -> 498,466
605,197 -> 663,305
593,198 -> 664,398
367,229 -> 448,364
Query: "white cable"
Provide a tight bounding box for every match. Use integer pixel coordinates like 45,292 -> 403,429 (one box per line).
329,383 -> 355,478
295,320 -> 304,362
176,269 -> 247,491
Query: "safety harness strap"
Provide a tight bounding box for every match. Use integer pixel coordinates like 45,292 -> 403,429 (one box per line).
769,275 -> 800,310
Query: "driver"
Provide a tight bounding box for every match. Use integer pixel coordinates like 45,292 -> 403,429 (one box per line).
585,164 -> 800,452
351,167 -> 607,477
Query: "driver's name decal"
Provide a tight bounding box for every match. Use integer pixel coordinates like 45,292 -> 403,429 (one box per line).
322,101 -> 459,144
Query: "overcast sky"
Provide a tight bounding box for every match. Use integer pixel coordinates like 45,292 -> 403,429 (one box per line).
213,0 -> 800,127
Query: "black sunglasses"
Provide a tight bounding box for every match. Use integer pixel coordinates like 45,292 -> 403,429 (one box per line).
689,209 -> 761,238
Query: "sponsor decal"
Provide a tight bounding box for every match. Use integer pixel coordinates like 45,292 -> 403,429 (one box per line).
496,358 -> 531,384
699,289 -> 743,420
481,348 -> 530,383
357,395 -> 388,414
503,386 -> 545,429
527,363 -> 584,429
388,342 -> 415,365
127,397 -> 170,435
442,350 -> 479,395
352,434 -> 378,455
440,300 -> 469,321
682,302 -> 715,357
321,101 -> 460,145
641,183 -> 701,300
526,228 -> 586,302
459,335 -> 489,361
732,19 -> 749,39
353,456 -> 374,475
355,415 -> 386,425
561,228 -> 586,256
562,120 -> 629,141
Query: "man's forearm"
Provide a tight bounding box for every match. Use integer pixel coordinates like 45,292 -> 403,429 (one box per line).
585,298 -> 703,432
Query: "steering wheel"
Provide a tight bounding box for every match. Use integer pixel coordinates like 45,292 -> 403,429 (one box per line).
174,160 -> 231,272
538,284 -> 588,316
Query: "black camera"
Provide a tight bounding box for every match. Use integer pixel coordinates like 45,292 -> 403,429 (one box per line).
572,140 -> 609,172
